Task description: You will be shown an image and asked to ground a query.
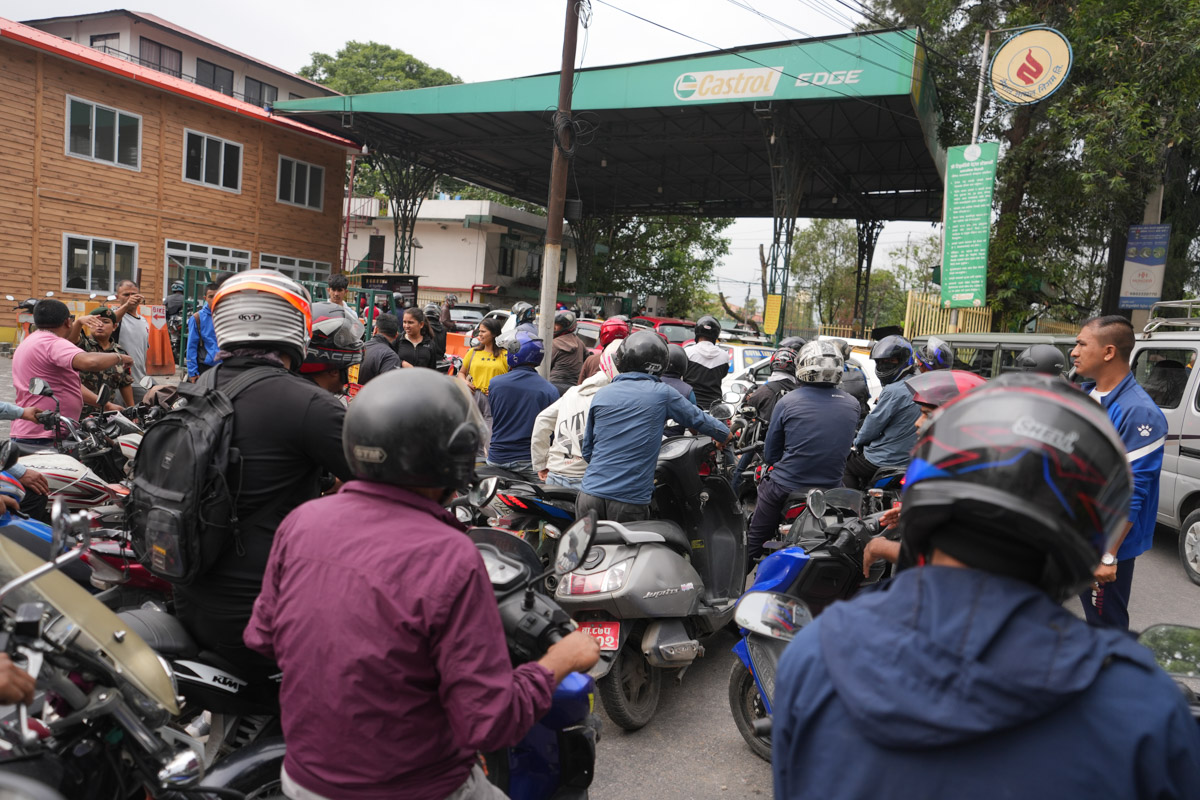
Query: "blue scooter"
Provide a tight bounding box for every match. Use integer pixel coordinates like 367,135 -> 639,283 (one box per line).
729,488 -> 886,760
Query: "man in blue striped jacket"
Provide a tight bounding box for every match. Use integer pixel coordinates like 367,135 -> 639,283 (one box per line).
1071,315 -> 1166,630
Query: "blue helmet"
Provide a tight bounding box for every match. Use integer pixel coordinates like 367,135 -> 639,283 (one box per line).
498,330 -> 545,368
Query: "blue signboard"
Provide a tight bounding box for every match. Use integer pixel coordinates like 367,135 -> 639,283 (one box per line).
1118,224 -> 1172,310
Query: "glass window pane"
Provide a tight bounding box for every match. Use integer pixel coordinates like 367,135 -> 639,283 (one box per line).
65,237 -> 89,290
264,84 -> 278,104
1132,349 -> 1195,410
204,137 -> 221,185
94,106 -> 115,162
245,78 -> 261,106
117,113 -> 139,167
185,133 -> 203,181
308,166 -> 323,209
90,239 -> 111,290
69,100 -> 92,157
139,38 -> 159,65
293,163 -> 308,206
278,158 -> 293,202
114,244 -> 135,288
161,46 -> 182,77
223,143 -> 240,189
196,59 -> 213,88
216,65 -> 234,96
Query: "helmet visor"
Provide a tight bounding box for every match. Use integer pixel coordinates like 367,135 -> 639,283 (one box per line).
313,314 -> 365,350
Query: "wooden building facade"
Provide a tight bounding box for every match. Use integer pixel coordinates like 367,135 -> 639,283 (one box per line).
0,18 -> 351,339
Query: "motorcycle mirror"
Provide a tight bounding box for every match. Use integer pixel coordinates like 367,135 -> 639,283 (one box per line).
107,295 -> 116,301
49,499 -> 68,556
0,441 -> 17,472
138,376 -> 158,389
708,402 -> 733,422
1138,625 -> 1200,677
806,489 -> 827,519
89,292 -> 97,299
553,511 -> 597,576
96,384 -> 112,410
468,476 -> 499,508
722,390 -> 744,403
733,591 -> 814,642
44,291 -> 54,297
468,336 -> 481,348
4,295 -> 12,301
28,378 -> 52,398
454,506 -> 473,524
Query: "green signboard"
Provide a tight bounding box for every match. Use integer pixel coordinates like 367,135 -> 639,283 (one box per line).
940,142 -> 999,308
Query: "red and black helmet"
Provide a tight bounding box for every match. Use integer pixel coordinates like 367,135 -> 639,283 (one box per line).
898,372 -> 1131,600
599,315 -> 632,348
769,347 -> 799,377
904,369 -> 986,408
301,302 -> 364,374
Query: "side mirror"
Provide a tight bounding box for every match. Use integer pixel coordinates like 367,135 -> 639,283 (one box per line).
1138,625 -> 1200,677
468,337 -> 481,348
139,376 -> 158,390
4,295 -> 13,301
50,499 -> 68,555
708,401 -> 733,422
96,384 -> 112,409
553,511 -> 597,575
733,591 -> 814,642
806,489 -> 827,519
468,476 -> 499,508
28,378 -> 52,398
722,390 -> 744,403
0,441 -> 17,472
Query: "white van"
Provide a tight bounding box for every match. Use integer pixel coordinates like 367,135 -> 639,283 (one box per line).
1128,301 -> 1200,584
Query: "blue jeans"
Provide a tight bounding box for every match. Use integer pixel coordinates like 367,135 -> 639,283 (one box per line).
545,472 -> 583,489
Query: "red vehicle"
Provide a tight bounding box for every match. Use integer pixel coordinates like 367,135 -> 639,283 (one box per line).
632,316 -> 695,346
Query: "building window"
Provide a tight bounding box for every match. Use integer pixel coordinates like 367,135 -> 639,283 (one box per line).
244,77 -> 278,107
139,37 -> 182,77
259,254 -> 331,285
90,33 -> 118,51
63,234 -> 137,293
498,245 -> 515,277
164,241 -> 251,288
66,96 -> 140,169
277,156 -> 324,211
184,130 -> 241,192
289,92 -> 304,101
196,58 -> 234,96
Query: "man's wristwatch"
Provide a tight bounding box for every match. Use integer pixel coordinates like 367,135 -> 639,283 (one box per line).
1100,552 -> 1117,567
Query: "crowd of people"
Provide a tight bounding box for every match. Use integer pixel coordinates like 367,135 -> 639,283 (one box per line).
2,268 -> 1197,798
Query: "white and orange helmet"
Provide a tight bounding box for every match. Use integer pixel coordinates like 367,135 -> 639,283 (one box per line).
211,270 -> 312,364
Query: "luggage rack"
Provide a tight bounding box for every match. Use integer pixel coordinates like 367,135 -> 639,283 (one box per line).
1143,299 -> 1200,335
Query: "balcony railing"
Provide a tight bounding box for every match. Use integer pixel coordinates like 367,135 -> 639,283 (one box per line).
92,45 -> 276,107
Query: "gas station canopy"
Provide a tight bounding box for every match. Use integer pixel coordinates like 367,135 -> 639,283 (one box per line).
273,28 -> 945,222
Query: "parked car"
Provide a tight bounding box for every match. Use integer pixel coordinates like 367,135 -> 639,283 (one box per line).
723,345 -> 880,402
577,318 -> 603,351
910,332 -> 1076,378
448,307 -> 484,332
632,315 -> 695,345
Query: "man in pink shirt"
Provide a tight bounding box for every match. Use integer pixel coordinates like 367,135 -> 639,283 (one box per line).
11,299 -> 132,513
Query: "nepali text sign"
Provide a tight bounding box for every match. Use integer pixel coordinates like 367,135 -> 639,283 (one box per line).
1119,224 -> 1172,310
763,293 -> 783,335
941,142 -> 999,309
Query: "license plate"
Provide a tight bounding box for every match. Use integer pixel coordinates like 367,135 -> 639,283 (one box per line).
579,621 -> 620,651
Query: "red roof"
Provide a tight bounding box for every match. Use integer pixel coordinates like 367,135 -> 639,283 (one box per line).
0,16 -> 355,151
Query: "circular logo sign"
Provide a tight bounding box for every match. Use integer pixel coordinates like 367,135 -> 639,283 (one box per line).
673,74 -> 698,101
989,28 -> 1072,105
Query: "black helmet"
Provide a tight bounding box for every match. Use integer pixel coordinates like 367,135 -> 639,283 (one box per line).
914,336 -> 954,371
301,302 -> 364,375
617,330 -> 669,376
423,303 -> 441,321
694,315 -> 721,342
344,369 -> 484,492
898,372 -> 1132,601
870,335 -> 914,385
1015,344 -> 1067,377
665,344 -> 688,378
769,348 -> 798,377
778,336 -> 807,352
512,301 -> 536,326
554,310 -> 577,335
828,338 -> 853,360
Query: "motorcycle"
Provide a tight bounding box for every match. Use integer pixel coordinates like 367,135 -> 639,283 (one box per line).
555,433 -> 746,730
0,500 -> 278,797
729,488 -> 887,760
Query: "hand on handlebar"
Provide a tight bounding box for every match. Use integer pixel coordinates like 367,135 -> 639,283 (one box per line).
538,630 -> 601,683
19,407 -> 41,423
0,654 -> 35,705
862,537 -> 902,578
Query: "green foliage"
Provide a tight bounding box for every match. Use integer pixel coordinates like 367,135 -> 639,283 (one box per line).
299,41 -> 461,95
790,220 -> 911,328
589,216 -> 733,318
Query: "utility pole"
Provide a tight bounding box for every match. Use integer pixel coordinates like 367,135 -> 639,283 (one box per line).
537,0 -> 580,379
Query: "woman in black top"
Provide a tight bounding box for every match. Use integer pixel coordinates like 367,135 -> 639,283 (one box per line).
396,307 -> 435,368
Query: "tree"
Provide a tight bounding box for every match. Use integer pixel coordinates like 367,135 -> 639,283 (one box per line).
860,0 -> 1200,327
789,219 -> 858,325
299,41 -> 460,95
588,216 -> 733,317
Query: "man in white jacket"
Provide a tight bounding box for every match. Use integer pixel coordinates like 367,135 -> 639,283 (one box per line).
532,342 -> 620,488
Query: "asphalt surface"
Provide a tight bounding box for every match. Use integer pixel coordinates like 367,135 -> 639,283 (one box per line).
3,354 -> 1198,799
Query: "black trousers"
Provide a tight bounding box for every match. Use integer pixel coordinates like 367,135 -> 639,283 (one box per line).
575,491 -> 650,523
842,450 -> 881,490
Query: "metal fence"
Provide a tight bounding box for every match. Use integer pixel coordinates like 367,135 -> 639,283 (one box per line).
903,291 -> 993,337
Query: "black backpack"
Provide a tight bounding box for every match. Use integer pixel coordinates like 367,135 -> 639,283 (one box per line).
128,365 -> 283,585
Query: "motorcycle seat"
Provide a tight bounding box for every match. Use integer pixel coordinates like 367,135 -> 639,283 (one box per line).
118,607 -> 200,659
538,485 -> 579,503
11,440 -> 55,457
594,520 -> 692,556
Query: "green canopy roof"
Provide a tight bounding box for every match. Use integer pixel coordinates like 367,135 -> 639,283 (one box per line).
275,28 -> 945,221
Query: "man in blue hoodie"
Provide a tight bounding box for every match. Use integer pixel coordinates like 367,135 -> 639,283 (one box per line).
773,373 -> 1200,800
185,282 -> 220,380
487,332 -> 559,476
579,331 -> 731,522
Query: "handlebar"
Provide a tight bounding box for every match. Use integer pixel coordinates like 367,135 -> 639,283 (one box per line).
734,443 -> 762,456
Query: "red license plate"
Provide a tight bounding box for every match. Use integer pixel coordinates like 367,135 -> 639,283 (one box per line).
579,621 -> 620,651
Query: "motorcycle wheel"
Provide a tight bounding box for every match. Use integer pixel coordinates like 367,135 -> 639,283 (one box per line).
599,638 -> 661,731
728,661 -> 772,761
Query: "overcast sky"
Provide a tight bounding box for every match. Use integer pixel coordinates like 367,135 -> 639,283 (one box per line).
9,0 -> 941,304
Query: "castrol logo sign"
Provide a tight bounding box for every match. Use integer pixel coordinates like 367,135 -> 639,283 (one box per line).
673,67 -> 783,101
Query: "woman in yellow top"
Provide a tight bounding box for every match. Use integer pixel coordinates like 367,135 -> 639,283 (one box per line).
462,316 -> 509,393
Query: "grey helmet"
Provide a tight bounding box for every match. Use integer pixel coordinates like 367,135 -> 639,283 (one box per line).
211,269 -> 311,365
796,340 -> 844,386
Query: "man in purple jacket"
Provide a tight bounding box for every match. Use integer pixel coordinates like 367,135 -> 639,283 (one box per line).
245,369 -> 599,800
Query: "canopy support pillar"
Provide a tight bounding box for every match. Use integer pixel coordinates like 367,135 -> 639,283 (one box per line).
757,106 -> 806,342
